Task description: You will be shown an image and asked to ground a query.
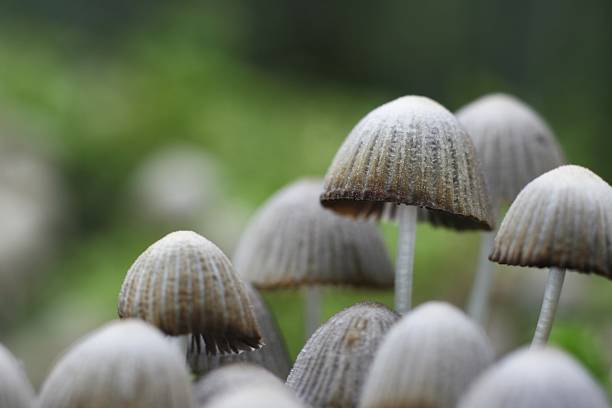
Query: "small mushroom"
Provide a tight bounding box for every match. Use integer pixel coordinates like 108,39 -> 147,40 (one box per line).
187,283 -> 291,379
489,165 -> 612,346
38,319 -> 192,408
234,179 -> 393,336
286,302 -> 399,407
360,301 -> 494,408
458,347 -> 610,408
118,231 -> 262,355
458,93 -> 565,324
205,383 -> 305,408
0,343 -> 35,408
320,96 -> 493,313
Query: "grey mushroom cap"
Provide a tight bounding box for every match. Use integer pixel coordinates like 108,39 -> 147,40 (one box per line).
456,93 -> 565,207
458,347 -> 610,408
490,165 -> 612,278
287,302 -> 399,408
320,95 -> 494,231
234,179 -> 394,288
0,343 -> 35,408
360,301 -> 494,408
118,231 -> 262,355
205,383 -> 305,408
38,319 -> 193,408
188,284 -> 292,379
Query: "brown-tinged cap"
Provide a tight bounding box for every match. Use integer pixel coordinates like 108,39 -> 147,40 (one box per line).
234,179 -> 394,289
320,96 -> 494,231
117,231 -> 262,355
490,165 -> 612,278
456,93 -> 565,208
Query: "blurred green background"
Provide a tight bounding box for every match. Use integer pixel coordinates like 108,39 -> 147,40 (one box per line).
0,0 -> 610,393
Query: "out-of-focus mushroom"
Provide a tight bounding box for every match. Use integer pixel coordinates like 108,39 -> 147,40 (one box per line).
458,347 -> 610,408
490,165 -> 612,346
38,320 -> 192,408
458,93 -> 565,325
360,301 -> 494,408
320,96 -> 493,314
234,179 -> 393,336
205,383 -> 305,408
118,231 -> 262,355
287,302 -> 399,407
0,343 -> 35,408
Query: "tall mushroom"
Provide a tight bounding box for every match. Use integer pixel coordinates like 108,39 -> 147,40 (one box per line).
321,96 -> 493,313
490,165 -> 612,346
458,93 -> 565,324
234,179 -> 393,336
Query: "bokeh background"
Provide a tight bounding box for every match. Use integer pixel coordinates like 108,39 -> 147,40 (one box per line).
0,0 -> 611,392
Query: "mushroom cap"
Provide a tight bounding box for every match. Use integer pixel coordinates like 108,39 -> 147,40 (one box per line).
188,284 -> 292,379
360,301 -> 494,408
320,95 -> 494,231
234,179 -> 394,288
0,343 -> 35,408
287,302 -> 399,408
458,347 -> 610,408
38,319 -> 192,408
456,93 -> 565,207
490,165 -> 612,278
205,383 -> 305,408
118,231 -> 262,355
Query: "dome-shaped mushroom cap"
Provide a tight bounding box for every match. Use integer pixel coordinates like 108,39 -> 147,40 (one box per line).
193,363 -> 283,406
490,165 -> 612,278
205,383 -> 305,408
0,343 -> 35,408
360,301 -> 494,408
118,231 -> 262,354
457,93 -> 565,206
188,284 -> 291,379
458,347 -> 610,408
287,302 -> 399,408
320,96 -> 494,231
234,179 -> 394,288
38,319 -> 192,408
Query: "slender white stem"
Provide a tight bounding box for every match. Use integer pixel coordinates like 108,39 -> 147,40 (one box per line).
304,286 -> 321,339
395,205 -> 417,314
466,231 -> 496,324
531,267 -> 566,347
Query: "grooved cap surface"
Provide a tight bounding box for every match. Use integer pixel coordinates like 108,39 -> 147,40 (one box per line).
118,231 -> 262,354
320,96 -> 493,230
490,165 -> 612,278
234,179 -> 394,288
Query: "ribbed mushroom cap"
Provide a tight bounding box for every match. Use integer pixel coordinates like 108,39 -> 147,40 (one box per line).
193,363 -> 283,406
38,320 -> 192,408
188,284 -> 291,379
458,347 -> 610,408
234,179 -> 394,288
456,93 -> 565,207
490,165 -> 612,278
205,383 -> 305,408
287,302 -> 399,408
320,96 -> 494,231
118,231 -> 262,355
360,301 -> 494,408
0,343 -> 35,408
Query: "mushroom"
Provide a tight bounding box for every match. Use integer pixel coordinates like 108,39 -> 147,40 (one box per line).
489,165 -> 612,346
118,231 -> 262,355
320,96 -> 493,314
234,179 -> 393,336
0,343 -> 35,408
458,347 -> 610,408
38,319 -> 192,408
457,93 -> 565,324
360,301 -> 494,408
286,302 -> 399,407
187,283 -> 291,379
205,383 -> 305,408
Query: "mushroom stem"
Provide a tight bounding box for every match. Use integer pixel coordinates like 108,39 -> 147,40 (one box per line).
395,205 -> 417,314
466,231 -> 496,324
531,267 -> 566,347
304,286 -> 321,338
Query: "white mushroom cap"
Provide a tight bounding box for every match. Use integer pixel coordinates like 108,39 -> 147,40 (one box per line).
0,343 -> 35,408
205,383 -> 305,408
